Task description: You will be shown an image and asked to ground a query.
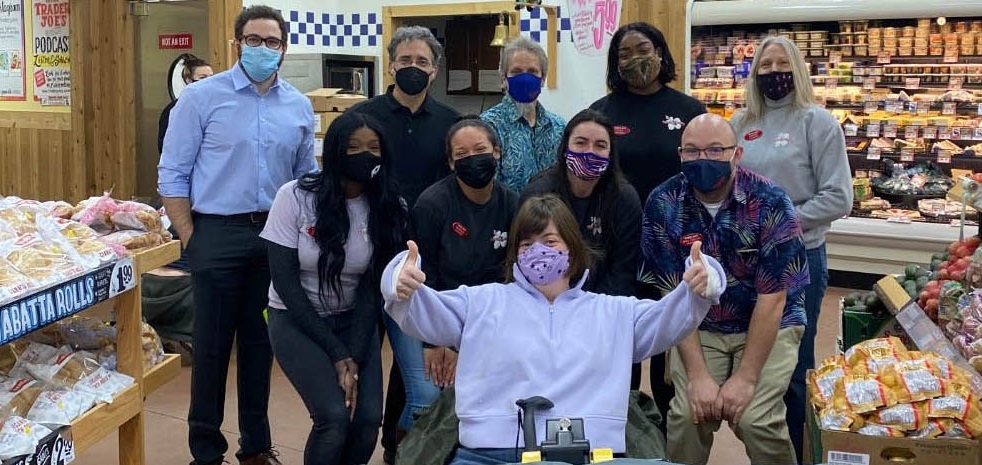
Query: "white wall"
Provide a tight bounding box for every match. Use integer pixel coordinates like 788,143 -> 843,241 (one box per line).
245,0 -> 619,120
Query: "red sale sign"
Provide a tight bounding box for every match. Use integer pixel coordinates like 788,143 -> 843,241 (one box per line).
159,33 -> 193,50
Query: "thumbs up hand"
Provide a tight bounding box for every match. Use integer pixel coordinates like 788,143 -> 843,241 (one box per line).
396,240 -> 427,301
683,241 -> 709,297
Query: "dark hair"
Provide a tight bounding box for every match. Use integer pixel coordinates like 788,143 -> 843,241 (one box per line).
545,109 -> 625,259
178,53 -> 211,83
296,112 -> 408,308
235,5 -> 288,43
606,22 -> 678,92
445,115 -> 500,160
504,194 -> 590,284
387,26 -> 444,66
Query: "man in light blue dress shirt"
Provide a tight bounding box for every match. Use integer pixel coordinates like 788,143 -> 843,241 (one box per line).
157,6 -> 317,465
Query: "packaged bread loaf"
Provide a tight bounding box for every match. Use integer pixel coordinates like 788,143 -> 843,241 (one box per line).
0,258 -> 38,304
0,415 -> 52,460
21,347 -> 134,404
0,376 -> 42,418
26,387 -> 95,427
100,230 -> 164,250
0,234 -> 89,286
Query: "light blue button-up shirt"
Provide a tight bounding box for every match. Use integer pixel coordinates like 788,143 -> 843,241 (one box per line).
158,64 -> 318,215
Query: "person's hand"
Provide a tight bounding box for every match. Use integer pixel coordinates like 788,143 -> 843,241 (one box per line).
686,373 -> 722,425
179,228 -> 194,250
718,374 -> 756,424
683,241 -> 709,297
334,358 -> 359,419
441,348 -> 457,387
396,241 -> 426,300
424,347 -> 444,385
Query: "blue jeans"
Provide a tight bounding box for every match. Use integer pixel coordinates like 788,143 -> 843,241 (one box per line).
784,244 -> 828,465
449,448 -> 522,465
383,313 -> 442,431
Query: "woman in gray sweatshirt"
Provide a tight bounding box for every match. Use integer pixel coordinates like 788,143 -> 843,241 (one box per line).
730,35 -> 853,464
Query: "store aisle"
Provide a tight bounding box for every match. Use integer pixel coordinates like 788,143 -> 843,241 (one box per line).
72,288 -> 848,465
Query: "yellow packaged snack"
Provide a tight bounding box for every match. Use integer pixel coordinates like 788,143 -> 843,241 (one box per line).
810,356 -> 849,408
869,402 -> 929,431
835,374 -> 899,414
819,405 -> 865,432
928,382 -> 975,421
856,423 -> 907,437
880,361 -> 944,403
846,337 -> 908,374
909,419 -> 946,438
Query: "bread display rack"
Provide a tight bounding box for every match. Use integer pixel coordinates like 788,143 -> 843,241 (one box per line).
1,240 -> 181,465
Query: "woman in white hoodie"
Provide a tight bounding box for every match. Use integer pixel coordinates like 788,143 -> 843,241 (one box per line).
382,194 -> 726,465
730,35 -> 853,464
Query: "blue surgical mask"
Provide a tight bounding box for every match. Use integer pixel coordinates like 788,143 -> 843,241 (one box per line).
682,159 -> 733,193
506,72 -> 542,103
239,46 -> 282,82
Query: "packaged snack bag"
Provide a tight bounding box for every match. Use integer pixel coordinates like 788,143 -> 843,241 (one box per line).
834,374 -> 900,414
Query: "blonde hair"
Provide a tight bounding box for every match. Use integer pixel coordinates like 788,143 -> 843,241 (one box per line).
739,36 -> 816,126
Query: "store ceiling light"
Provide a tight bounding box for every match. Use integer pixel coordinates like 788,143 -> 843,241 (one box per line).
937,17 -> 947,26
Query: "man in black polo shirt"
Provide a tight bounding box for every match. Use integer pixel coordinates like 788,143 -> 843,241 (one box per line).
349,25 -> 460,464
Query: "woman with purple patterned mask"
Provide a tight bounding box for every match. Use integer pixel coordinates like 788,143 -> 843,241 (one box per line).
379,194 -> 726,464
519,109 -> 642,299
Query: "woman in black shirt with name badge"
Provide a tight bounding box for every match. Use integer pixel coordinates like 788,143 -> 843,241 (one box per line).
408,116 -> 519,387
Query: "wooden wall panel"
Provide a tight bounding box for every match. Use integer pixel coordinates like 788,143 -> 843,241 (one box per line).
70,0 -> 136,201
210,0 -> 243,71
621,0 -> 690,91
0,126 -> 74,200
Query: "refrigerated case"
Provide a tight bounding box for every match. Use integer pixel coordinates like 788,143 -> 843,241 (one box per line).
687,0 -> 982,275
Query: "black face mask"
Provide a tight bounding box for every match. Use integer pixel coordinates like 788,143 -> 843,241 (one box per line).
395,66 -> 430,96
341,151 -> 382,183
454,153 -> 497,189
756,71 -> 795,101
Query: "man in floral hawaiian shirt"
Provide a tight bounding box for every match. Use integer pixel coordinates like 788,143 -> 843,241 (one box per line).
639,114 -> 809,465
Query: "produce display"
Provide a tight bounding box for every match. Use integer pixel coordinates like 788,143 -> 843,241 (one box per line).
810,337 -> 982,439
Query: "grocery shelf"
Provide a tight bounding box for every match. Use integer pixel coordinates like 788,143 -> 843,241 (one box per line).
71,384 -> 142,454
134,240 -> 181,275
144,354 -> 181,397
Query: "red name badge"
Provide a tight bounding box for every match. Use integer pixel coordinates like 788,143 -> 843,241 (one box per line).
680,233 -> 703,248
613,125 -> 631,136
452,222 -> 468,238
744,129 -> 763,141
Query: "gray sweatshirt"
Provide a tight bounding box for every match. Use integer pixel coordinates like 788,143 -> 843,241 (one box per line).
731,96 -> 853,249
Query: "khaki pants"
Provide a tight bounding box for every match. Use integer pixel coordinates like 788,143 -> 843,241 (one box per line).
667,326 -> 803,465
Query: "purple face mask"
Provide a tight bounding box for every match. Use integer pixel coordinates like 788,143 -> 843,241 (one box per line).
565,149 -> 609,181
517,242 -> 570,286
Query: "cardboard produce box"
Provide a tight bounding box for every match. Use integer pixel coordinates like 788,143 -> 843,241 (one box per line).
314,111 -> 343,135
819,427 -> 981,465
306,88 -> 366,113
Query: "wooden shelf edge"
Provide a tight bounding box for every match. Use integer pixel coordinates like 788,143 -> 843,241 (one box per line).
71,384 -> 142,454
143,354 -> 181,397
134,241 -> 181,275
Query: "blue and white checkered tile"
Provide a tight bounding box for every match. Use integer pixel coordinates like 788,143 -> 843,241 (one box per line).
287,11 -> 383,47
519,6 -> 573,44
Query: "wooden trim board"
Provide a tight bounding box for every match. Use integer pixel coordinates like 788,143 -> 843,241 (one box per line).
0,112 -> 71,131
144,354 -> 182,397
134,241 -> 182,275
71,384 -> 142,454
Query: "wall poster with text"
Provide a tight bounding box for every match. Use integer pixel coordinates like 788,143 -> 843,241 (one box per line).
32,0 -> 68,105
0,0 -> 25,100
567,0 -> 621,56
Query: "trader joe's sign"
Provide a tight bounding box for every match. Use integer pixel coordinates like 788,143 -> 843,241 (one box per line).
31,0 -> 69,105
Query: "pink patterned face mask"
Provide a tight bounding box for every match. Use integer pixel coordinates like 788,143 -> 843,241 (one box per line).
565,149 -> 609,181
517,242 -> 570,286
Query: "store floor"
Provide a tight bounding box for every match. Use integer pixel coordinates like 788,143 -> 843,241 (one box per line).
72,288 -> 848,465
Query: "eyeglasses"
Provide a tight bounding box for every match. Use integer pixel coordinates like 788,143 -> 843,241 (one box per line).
395,56 -> 434,69
678,145 -> 737,161
241,34 -> 284,50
